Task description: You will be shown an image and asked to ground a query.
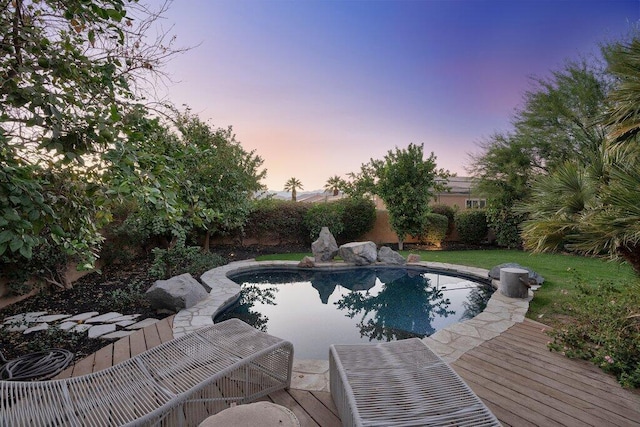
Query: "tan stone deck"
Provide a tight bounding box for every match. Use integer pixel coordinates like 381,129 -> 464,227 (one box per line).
58,315 -> 640,426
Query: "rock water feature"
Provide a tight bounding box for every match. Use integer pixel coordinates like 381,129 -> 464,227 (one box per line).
308,227 -> 409,267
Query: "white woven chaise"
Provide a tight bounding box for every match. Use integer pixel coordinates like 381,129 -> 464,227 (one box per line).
0,319 -> 293,426
330,338 -> 500,427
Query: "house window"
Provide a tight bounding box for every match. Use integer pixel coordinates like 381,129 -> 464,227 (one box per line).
465,199 -> 486,209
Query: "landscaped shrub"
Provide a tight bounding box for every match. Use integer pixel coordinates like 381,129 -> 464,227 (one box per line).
242,199 -> 309,244
304,202 -> 344,240
455,209 -> 488,244
421,213 -> 448,246
547,282 -> 640,388
336,197 -> 376,242
486,206 -> 525,248
149,244 -> 226,280
430,204 -> 455,236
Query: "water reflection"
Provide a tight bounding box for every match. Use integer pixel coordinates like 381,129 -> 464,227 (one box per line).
221,267 -> 494,357
335,269 -> 454,340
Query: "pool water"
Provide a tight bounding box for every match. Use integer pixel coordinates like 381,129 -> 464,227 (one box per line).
217,267 -> 494,360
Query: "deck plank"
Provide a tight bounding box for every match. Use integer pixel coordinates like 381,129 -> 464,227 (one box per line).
269,389 -> 321,427
128,328 -> 147,357
288,389 -> 341,427
155,316 -> 174,343
112,334 -> 131,365
143,322 -> 162,349
91,343 -> 114,373
452,321 -> 640,427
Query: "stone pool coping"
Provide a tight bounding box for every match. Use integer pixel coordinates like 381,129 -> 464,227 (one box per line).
173,260 -> 533,392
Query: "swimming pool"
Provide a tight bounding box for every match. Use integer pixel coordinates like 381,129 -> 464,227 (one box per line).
217,266 -> 494,359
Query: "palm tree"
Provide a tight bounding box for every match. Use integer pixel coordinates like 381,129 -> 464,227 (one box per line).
324,175 -> 344,196
284,177 -> 303,202
519,143 -> 640,274
605,38 -> 640,141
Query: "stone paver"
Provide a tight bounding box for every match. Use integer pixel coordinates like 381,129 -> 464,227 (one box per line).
84,312 -> 123,323
24,323 -> 49,334
125,318 -> 159,330
88,324 -> 116,338
35,314 -> 71,323
67,312 -> 99,322
174,260 -> 536,393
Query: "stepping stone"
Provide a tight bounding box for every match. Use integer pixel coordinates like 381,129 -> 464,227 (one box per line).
115,320 -> 136,328
101,330 -> 135,340
35,314 -> 72,323
3,323 -> 29,332
3,312 -> 48,324
107,314 -> 141,323
71,324 -> 92,333
24,323 -> 49,334
88,324 -> 116,338
125,318 -> 160,330
58,321 -> 78,331
67,312 -> 99,322
84,312 -> 123,323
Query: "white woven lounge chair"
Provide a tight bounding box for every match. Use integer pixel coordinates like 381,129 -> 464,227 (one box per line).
0,319 -> 293,426
330,338 -> 500,427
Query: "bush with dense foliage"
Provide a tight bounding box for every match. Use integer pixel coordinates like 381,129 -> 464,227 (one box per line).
304,203 -> 344,240
335,198 -> 376,242
421,213 -> 449,246
547,281 -> 640,388
149,244 -> 226,280
455,210 -> 488,244
430,204 -> 455,237
242,199 -> 309,244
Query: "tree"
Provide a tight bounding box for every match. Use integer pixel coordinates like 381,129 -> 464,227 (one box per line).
105,111 -> 266,250
350,143 -> 450,250
284,177 -> 303,202
324,175 -> 344,196
604,37 -> 640,140
469,60 -> 610,248
0,0 -> 182,275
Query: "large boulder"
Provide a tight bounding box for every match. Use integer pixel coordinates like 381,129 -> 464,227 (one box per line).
377,246 -> 406,265
339,241 -> 377,266
312,227 -> 339,262
489,263 -> 544,286
145,273 -> 208,312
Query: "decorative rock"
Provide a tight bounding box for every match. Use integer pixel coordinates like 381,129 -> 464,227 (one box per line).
406,254 -> 421,263
338,241 -> 377,266
146,273 -> 208,312
298,256 -> 316,268
489,263 -> 544,286
88,324 -> 116,338
377,246 -> 406,265
312,227 -> 339,262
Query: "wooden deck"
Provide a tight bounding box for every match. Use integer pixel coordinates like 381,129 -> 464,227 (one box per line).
59,317 -> 640,426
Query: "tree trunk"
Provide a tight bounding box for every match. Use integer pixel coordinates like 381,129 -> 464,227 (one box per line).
618,243 -> 640,276
398,238 -> 404,251
203,230 -> 211,252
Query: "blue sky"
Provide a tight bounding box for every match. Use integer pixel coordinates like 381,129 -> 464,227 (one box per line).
149,0 -> 639,190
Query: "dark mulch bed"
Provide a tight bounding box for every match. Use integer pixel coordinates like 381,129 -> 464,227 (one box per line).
0,244 -> 306,366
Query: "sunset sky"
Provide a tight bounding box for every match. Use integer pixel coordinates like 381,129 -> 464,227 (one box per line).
149,0 -> 639,190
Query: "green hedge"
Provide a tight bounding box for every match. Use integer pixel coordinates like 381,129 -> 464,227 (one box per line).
421,213 -> 449,246
430,204 -> 455,236
455,209 -> 488,244
243,199 -> 309,244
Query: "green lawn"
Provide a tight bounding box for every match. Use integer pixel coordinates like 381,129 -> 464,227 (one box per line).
256,249 -> 638,326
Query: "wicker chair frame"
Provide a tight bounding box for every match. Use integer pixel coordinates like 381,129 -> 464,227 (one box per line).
1,319 -> 293,426
330,338 -> 500,427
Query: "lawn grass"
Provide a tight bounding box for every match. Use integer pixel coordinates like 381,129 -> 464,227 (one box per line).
256,249 -> 638,326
